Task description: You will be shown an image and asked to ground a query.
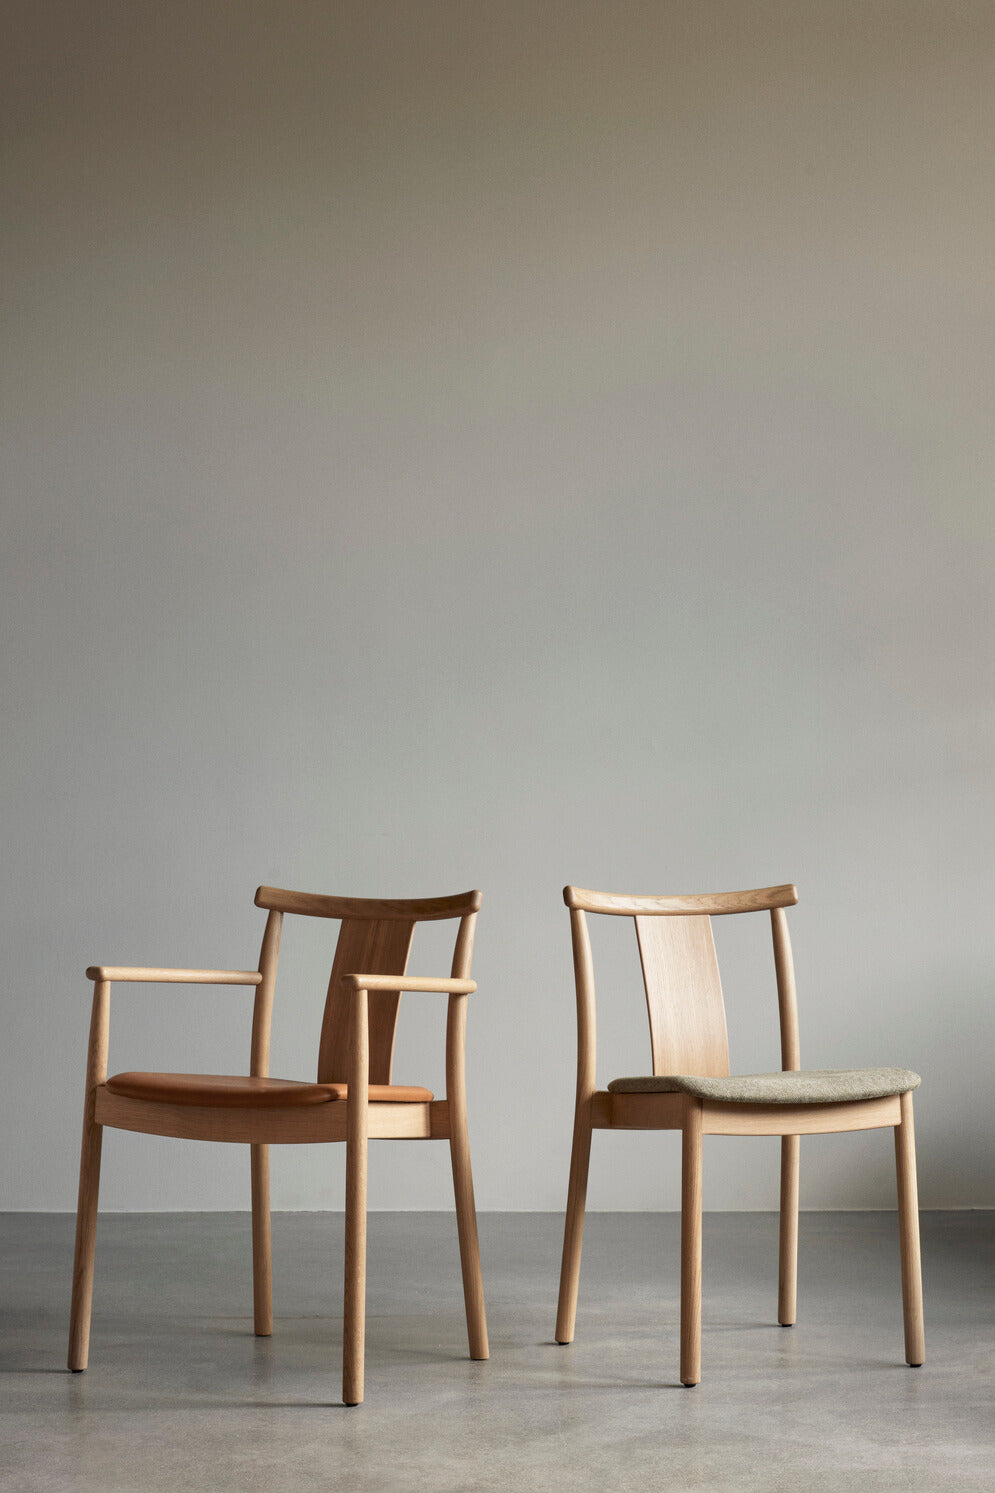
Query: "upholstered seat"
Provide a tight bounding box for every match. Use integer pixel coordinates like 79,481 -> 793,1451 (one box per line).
607,1067 -> 920,1105
105,1072 -> 434,1107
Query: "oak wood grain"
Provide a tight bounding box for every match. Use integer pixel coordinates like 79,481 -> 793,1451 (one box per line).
564,884 -> 798,917
318,918 -> 414,1086
636,913 -> 729,1079
86,967 -> 262,984
895,1091 -> 925,1365
94,1087 -> 449,1142
254,886 -> 482,921
67,979 -> 109,1371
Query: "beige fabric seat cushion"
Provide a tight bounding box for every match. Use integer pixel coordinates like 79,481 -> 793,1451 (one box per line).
105,1072 -> 434,1107
607,1068 -> 920,1104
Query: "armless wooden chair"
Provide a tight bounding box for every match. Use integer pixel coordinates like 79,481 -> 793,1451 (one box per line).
554,883 -> 924,1386
68,886 -> 489,1405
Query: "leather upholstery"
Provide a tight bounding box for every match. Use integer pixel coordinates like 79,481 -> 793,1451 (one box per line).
105,1072 -> 434,1107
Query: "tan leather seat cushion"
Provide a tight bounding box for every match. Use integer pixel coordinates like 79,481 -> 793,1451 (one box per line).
105,1072 -> 434,1107
607,1067 -> 920,1104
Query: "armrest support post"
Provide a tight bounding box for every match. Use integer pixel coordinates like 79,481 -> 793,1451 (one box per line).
349,988 -> 370,1112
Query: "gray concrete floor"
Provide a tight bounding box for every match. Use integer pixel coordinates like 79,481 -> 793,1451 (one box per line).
1,1211 -> 992,1492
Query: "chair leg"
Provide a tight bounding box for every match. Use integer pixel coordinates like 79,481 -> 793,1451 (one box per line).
894,1091 -> 925,1366
251,1143 -> 273,1336
680,1100 -> 703,1387
449,1118 -> 489,1360
778,1133 -> 800,1325
67,1110 -> 103,1371
342,1107 -> 368,1404
555,1102 -> 593,1344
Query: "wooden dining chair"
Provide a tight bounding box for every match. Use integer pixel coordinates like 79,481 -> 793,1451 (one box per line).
68,885 -> 489,1405
554,883 -> 924,1386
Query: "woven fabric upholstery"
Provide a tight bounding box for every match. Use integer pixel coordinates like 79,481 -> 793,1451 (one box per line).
606,1067 -> 920,1104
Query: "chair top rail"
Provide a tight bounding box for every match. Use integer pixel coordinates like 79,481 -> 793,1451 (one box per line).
254,886 -> 482,921
563,884 -> 798,917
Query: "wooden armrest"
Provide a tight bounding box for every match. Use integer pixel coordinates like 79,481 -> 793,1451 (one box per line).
342,974 -> 476,994
85,966 -> 263,985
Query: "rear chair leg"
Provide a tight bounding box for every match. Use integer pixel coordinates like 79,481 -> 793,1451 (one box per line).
251,1143 -> 273,1335
680,1100 -> 703,1387
894,1091 -> 925,1366
555,1103 -> 593,1344
778,1133 -> 799,1325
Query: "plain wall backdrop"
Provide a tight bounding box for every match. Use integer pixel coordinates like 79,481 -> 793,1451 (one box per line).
2,1 -> 993,1212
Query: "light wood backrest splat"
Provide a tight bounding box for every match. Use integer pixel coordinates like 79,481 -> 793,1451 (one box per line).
562,884 -> 799,1085
635,914 -> 730,1078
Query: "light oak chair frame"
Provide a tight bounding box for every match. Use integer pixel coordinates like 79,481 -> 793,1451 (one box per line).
68,886 -> 489,1405
554,883 -> 924,1385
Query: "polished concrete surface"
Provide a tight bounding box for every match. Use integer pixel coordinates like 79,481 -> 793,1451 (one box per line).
1,1211 -> 992,1491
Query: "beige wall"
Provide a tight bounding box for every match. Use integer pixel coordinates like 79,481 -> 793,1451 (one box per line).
2,1 -> 993,1210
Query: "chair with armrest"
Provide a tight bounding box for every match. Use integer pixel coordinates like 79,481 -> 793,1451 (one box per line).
68,885 -> 488,1404
554,883 -> 923,1385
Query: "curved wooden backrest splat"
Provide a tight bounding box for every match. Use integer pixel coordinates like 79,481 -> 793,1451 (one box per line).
318,918 -> 416,1084
563,885 -> 799,1083
635,914 -> 730,1078
250,887 -> 481,1088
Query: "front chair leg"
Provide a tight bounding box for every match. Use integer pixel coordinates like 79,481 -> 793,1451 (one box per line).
67,1110 -> 103,1370
778,1133 -> 800,1325
449,1120 -> 489,1360
894,1091 -> 925,1366
342,1121 -> 368,1404
446,991 -> 488,1359
343,989 -> 369,1405
680,1099 -> 703,1387
250,1144 -> 273,1335
555,1102 -> 593,1344
68,977 -> 110,1372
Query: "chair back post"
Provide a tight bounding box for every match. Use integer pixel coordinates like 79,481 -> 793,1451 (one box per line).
771,906 -> 800,1071
85,979 -> 111,1104
250,910 -> 283,1079
569,907 -> 597,1102
445,912 -> 477,1103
